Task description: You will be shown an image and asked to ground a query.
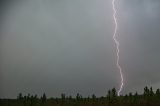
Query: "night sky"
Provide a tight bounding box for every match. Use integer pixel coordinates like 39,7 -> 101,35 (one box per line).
0,0 -> 160,98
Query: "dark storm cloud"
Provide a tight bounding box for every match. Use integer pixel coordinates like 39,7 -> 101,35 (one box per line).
0,0 -> 160,98
0,0 -> 118,98
118,0 -> 160,93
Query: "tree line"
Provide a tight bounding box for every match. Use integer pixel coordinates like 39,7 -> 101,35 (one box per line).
1,86 -> 160,106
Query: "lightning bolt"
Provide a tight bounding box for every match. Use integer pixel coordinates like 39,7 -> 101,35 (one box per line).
112,0 -> 124,96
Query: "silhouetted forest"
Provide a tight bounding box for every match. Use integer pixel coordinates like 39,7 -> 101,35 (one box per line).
1,86 -> 160,106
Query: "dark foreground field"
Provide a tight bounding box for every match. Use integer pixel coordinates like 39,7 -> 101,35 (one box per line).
1,86 -> 160,106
